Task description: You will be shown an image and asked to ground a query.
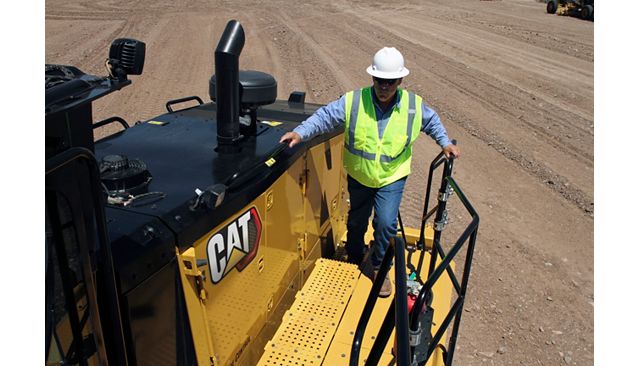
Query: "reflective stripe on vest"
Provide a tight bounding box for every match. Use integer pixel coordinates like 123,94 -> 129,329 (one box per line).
343,87 -> 422,188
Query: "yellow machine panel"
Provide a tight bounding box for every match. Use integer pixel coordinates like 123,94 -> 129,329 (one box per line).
177,134 -> 349,366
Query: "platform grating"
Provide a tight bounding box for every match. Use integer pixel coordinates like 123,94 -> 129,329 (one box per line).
257,259 -> 360,365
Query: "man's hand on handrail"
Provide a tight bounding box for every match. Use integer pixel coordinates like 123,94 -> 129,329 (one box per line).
443,143 -> 460,159
279,131 -> 302,148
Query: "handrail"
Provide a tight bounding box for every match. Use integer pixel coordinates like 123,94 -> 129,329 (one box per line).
165,95 -> 204,113
425,156 -> 455,284
93,116 -> 129,131
415,156 -> 462,292
409,176 -> 480,365
419,139 -> 456,249
394,236 -> 411,365
418,151 -> 448,248
412,141 -> 457,284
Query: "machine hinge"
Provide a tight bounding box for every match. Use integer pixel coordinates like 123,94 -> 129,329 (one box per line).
179,247 -> 208,301
266,191 -> 274,211
297,234 -> 307,259
438,186 -> 454,202
299,168 -> 309,196
434,210 -> 449,231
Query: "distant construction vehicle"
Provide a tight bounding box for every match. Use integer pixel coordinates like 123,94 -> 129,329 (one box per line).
547,0 -> 594,20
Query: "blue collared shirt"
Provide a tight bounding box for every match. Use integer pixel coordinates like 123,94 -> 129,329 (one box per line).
292,88 -> 452,148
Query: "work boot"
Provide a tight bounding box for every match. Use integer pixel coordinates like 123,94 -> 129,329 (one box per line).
373,270 -> 392,298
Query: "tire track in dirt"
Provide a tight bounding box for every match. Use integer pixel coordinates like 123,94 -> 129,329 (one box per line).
338,4 -> 592,134
247,21 -> 323,101
46,19 -> 124,72
274,9 -> 358,93
463,17 -> 594,63
398,13 -> 593,103
45,12 -> 129,21
246,8 -> 349,103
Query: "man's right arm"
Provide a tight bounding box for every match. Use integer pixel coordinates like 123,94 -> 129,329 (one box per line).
281,96 -> 346,147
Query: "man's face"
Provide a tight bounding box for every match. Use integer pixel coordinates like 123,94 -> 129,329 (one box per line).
372,77 -> 402,103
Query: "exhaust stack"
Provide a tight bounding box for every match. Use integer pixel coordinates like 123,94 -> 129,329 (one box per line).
215,20 -> 245,151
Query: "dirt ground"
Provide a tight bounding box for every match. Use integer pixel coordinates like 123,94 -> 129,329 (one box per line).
45,0 -> 593,364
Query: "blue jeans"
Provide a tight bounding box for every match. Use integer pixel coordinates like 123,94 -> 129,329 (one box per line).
346,175 -> 406,268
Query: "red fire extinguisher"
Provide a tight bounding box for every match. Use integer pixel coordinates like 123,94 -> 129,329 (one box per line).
393,280 -> 425,356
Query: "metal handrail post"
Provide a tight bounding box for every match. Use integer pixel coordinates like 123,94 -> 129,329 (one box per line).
394,236 -> 411,365
418,152 -> 444,248
426,157 -> 455,280
419,140 -> 456,249
365,302 -> 396,366
350,241 -> 395,365
445,227 -> 479,365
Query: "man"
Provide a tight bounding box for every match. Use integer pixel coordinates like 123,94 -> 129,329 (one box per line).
280,47 -> 460,297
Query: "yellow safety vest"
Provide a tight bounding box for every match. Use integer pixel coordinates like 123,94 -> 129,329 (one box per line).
343,87 -> 422,188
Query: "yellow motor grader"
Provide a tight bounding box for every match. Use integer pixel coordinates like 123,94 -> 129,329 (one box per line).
45,20 -> 479,366
546,0 -> 594,21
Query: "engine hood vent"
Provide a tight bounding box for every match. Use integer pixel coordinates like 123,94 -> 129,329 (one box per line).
100,154 -> 152,195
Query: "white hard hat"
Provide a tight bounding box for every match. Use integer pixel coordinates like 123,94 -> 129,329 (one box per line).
366,47 -> 410,79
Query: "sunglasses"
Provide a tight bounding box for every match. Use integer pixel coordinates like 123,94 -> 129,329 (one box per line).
373,77 -> 400,85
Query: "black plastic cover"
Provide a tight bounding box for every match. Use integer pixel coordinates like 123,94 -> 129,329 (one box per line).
105,208 -> 176,294
209,70 -> 277,107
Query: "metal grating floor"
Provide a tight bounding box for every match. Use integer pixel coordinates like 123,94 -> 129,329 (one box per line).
206,246 -> 298,364
257,258 -> 360,365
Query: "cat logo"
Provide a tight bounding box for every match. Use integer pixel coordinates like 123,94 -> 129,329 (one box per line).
206,207 -> 262,284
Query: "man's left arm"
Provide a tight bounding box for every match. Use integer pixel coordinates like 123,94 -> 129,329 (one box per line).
421,104 -> 461,158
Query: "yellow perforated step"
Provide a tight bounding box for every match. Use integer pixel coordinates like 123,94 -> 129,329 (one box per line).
257,259 -> 360,365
